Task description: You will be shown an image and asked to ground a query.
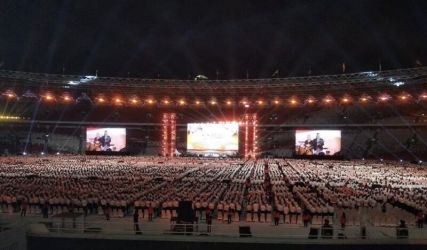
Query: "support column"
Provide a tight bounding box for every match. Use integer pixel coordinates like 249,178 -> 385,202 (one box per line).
161,113 -> 177,157
242,113 -> 258,159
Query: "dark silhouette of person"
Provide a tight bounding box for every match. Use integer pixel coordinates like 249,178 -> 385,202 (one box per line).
133,210 -> 141,234
310,133 -> 325,155
99,130 -> 112,151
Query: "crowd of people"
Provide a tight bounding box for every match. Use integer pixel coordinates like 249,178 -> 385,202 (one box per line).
0,156 -> 426,228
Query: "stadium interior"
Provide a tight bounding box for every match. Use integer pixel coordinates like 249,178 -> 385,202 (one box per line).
0,67 -> 427,250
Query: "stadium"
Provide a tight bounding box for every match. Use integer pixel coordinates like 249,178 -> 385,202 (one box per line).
1,1 -> 427,250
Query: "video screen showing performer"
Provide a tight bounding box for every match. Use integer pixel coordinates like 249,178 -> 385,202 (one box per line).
295,130 -> 341,156
86,128 -> 126,152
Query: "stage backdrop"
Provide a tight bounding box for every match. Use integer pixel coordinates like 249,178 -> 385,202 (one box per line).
295,129 -> 341,156
86,128 -> 126,152
187,122 -> 239,155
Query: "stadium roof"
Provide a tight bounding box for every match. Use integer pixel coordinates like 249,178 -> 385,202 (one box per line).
0,67 -> 426,97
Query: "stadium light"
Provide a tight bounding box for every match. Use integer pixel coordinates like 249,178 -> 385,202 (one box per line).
2,89 -> 17,100
130,98 -> 139,104
322,95 -> 335,105
378,94 -> 391,102
5,93 -> 16,99
341,95 -> 352,104
289,96 -> 299,106
0,115 -> 20,120
304,96 -> 317,105
398,92 -> 411,102
60,92 -> 74,103
146,99 -> 154,104
44,94 -> 55,101
359,94 -> 372,103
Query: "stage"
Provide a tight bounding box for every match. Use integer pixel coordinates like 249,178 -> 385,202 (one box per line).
25,218 -> 427,250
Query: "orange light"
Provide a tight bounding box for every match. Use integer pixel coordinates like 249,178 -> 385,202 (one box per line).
325,99 -> 331,103
45,95 -> 53,101
308,99 -> 314,104
290,99 -> 297,105
210,100 -> 217,105
342,98 -> 349,103
274,100 -> 280,105
179,100 -> 185,105
257,100 -> 263,105
115,98 -> 121,103
379,96 -> 388,101
242,101 -> 247,105
226,100 -> 232,105
360,97 -> 368,102
63,96 -> 72,102
98,97 -> 105,103
7,93 -> 14,98
147,99 -> 154,104
131,98 -> 138,104
163,100 -> 169,104
195,100 -> 201,105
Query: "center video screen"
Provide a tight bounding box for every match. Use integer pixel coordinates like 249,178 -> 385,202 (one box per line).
187,122 -> 239,155
86,128 -> 126,152
295,129 -> 341,156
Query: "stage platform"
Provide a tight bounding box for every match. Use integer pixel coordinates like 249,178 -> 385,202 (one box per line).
2,213 -> 426,250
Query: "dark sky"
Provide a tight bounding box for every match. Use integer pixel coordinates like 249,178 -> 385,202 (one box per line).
0,0 -> 427,79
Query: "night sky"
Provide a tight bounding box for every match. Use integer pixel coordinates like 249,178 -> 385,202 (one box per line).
0,0 -> 426,79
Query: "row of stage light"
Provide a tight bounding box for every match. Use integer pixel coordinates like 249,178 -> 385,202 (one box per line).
2,90 -> 427,107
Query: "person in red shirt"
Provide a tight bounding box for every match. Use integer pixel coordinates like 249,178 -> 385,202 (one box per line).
302,210 -> 311,227
148,204 -> 153,221
273,209 -> 280,226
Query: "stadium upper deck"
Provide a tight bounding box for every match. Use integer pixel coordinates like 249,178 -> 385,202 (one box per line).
0,67 -> 426,98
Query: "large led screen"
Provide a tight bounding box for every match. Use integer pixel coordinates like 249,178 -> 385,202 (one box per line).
295,130 -> 341,156
187,122 -> 239,154
86,128 -> 126,152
